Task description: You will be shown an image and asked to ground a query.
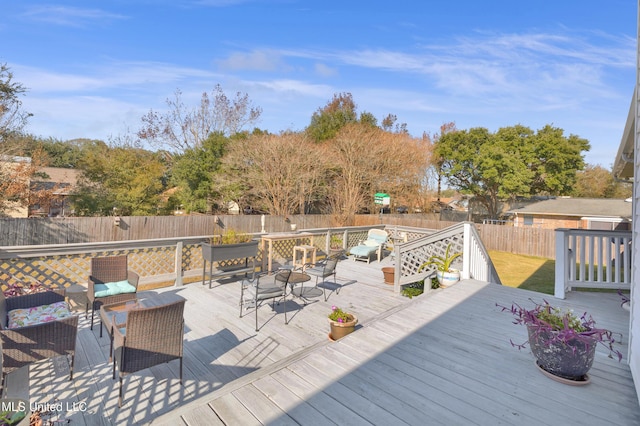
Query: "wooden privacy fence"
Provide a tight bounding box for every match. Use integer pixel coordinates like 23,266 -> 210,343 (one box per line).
0,215 -> 557,258
475,224 -> 555,258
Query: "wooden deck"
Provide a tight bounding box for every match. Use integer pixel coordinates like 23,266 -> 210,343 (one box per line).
7,256 -> 640,425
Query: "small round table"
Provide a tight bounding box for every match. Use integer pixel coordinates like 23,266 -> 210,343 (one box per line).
287,272 -> 323,302
65,284 -> 88,312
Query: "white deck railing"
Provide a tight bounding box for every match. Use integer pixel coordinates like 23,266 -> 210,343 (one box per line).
392,222 -> 501,294
554,228 -> 632,298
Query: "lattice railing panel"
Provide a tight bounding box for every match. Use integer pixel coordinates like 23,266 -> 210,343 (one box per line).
0,227 -> 389,292
397,224 -> 465,285
386,227 -> 432,242
0,246 -> 180,292
345,231 -> 372,251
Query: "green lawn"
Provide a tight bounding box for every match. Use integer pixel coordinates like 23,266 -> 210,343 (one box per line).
488,250 -> 556,294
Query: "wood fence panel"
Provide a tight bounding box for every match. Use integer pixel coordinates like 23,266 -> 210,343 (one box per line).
477,224 -> 555,258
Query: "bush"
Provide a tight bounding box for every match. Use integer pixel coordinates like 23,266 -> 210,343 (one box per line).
401,277 -> 440,299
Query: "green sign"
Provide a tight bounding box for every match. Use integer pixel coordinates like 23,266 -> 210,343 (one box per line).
374,192 -> 390,205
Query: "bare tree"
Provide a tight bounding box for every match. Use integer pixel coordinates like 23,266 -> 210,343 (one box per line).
326,123 -> 430,225
138,85 -> 262,152
221,132 -> 324,216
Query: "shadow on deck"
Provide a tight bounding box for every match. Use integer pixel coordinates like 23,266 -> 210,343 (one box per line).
6,256 -> 640,425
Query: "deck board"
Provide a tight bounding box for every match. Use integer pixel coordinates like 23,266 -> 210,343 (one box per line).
11,254 -> 640,425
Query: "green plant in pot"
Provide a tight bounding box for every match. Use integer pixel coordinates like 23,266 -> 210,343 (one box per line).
330,234 -> 343,251
498,299 -> 622,384
209,228 -> 253,245
418,243 -> 462,287
328,306 -> 357,341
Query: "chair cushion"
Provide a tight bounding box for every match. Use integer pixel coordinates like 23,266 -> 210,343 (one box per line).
305,266 -> 326,276
362,239 -> 380,247
350,245 -> 378,256
94,280 -> 137,298
8,301 -> 72,329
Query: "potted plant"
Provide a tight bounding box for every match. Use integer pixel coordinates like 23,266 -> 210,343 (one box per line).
328,306 -> 358,340
418,243 -> 462,287
619,289 -> 631,312
498,299 -> 622,384
329,234 -> 343,254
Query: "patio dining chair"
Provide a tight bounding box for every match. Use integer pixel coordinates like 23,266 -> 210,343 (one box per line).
240,269 -> 291,331
303,250 -> 344,301
87,255 -> 139,334
112,296 -> 186,407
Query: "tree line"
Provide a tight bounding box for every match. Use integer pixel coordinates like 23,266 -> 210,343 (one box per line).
0,64 -> 631,223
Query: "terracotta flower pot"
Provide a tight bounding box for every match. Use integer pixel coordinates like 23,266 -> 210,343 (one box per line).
382,267 -> 395,285
328,315 -> 358,340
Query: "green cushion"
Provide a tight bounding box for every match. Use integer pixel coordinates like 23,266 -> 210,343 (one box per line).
94,280 -> 136,298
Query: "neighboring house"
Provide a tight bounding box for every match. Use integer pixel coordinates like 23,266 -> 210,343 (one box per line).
506,197 -> 632,230
28,167 -> 80,217
612,26 -> 638,402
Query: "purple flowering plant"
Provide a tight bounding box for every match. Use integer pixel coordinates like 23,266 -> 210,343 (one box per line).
2,276 -> 47,298
328,306 -> 352,323
497,299 -> 623,361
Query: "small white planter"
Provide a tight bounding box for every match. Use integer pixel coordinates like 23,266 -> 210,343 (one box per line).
622,301 -> 631,312
436,269 -> 460,287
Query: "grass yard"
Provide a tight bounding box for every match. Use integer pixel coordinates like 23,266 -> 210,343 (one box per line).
488,250 -> 555,294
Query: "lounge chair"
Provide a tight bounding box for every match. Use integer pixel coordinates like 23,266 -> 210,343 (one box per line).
349,229 -> 388,263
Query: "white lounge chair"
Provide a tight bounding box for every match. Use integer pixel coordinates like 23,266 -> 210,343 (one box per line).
349,229 -> 388,263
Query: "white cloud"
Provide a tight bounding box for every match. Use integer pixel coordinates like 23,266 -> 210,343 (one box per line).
217,50 -> 288,72
14,62 -> 218,93
314,63 -> 338,78
21,6 -> 127,27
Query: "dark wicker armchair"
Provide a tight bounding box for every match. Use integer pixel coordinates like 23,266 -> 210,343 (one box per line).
87,255 -> 140,334
0,290 -> 78,389
112,296 -> 185,407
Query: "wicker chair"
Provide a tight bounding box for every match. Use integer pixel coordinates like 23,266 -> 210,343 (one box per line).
87,255 -> 140,334
112,296 -> 185,407
0,290 -> 78,390
240,269 -> 291,331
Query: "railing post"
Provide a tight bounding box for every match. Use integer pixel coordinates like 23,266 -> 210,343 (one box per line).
555,229 -> 567,299
175,241 -> 183,287
462,223 -> 472,280
393,249 -> 401,294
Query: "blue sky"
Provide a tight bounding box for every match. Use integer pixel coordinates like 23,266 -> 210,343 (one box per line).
1,1 -> 635,167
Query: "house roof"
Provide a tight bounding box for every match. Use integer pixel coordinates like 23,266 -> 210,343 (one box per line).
613,89 -> 635,180
35,167 -> 80,186
506,197 -> 632,220
31,167 -> 81,195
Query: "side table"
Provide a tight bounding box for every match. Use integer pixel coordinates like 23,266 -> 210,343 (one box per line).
293,245 -> 317,269
65,284 -> 88,312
